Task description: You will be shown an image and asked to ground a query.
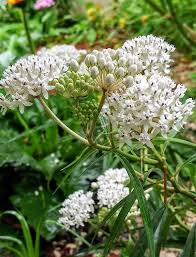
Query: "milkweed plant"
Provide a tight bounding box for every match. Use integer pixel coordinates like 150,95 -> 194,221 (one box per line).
0,35 -> 195,257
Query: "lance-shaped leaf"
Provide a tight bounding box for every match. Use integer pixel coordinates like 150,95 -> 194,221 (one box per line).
103,192 -> 136,256
118,154 -> 155,257
179,223 -> 196,257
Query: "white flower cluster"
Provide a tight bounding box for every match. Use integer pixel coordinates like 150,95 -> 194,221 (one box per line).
92,168 -> 129,208
0,44 -> 86,114
99,35 -> 194,147
103,74 -> 194,147
0,54 -> 64,113
58,190 -> 94,229
58,168 -> 153,229
37,44 -> 86,64
122,35 -> 175,75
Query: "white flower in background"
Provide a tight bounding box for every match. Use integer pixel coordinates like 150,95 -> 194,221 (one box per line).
122,35 -> 175,75
58,190 -> 94,229
37,44 -> 87,64
0,54 -> 64,113
97,168 -> 129,185
93,168 -> 129,208
97,182 -> 129,208
103,74 -> 194,147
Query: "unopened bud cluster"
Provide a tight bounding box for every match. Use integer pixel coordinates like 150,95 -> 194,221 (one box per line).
53,70 -> 96,98
74,99 -> 98,128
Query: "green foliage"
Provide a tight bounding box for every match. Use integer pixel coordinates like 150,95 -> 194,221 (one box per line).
0,0 -> 196,256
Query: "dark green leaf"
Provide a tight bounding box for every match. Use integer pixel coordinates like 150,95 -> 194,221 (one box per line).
179,223 -> 196,257
118,154 -> 155,257
103,192 -> 136,256
129,206 -> 165,257
154,207 -> 173,257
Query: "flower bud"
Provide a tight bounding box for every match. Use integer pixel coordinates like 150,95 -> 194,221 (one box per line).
89,55 -> 97,65
118,57 -> 126,66
98,58 -> 106,69
106,62 -> 114,73
116,67 -> 125,78
56,83 -> 65,92
128,64 -> 137,74
105,74 -> 115,85
70,60 -> 79,72
124,76 -> 133,87
90,66 -> 99,78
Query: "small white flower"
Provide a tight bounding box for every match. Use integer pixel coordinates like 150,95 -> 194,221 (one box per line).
58,190 -> 94,229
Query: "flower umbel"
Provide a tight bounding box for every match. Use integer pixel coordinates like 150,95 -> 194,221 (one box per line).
103,74 -> 194,147
122,35 -> 175,75
0,54 -> 64,113
58,190 -> 95,229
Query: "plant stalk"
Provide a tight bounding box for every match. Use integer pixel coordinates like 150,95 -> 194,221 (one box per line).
87,90 -> 106,144
21,8 -> 35,54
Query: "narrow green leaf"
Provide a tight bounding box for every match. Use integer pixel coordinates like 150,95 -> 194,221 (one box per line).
0,242 -> 24,257
54,147 -> 97,194
155,137 -> 196,148
129,206 -> 165,257
60,147 -> 97,176
118,154 -> 155,257
91,195 -> 129,244
176,152 -> 196,173
179,223 -> 196,257
1,211 -> 34,257
0,236 -> 27,257
103,192 -> 136,257
34,222 -> 41,257
154,207 -> 173,257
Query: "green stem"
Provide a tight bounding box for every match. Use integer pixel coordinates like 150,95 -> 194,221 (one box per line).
87,90 -> 106,144
39,97 -> 90,145
21,8 -> 35,54
15,110 -> 29,131
116,149 -> 158,165
39,97 -> 159,164
151,146 -> 168,204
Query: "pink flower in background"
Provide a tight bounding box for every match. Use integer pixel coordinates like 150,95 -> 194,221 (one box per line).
34,0 -> 55,10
